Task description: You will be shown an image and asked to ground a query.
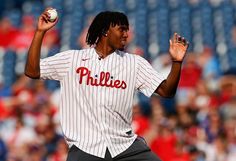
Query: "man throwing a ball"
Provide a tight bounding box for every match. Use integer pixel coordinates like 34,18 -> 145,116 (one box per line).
25,8 -> 189,161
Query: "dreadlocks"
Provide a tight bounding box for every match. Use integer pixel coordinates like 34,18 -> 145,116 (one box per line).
86,11 -> 129,46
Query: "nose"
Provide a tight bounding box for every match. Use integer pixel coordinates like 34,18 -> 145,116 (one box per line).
123,31 -> 128,38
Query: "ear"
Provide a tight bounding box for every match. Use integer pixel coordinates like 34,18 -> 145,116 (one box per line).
103,32 -> 108,37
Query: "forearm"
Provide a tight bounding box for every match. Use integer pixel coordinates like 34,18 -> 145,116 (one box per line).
24,30 -> 46,79
155,61 -> 182,97
155,33 -> 188,97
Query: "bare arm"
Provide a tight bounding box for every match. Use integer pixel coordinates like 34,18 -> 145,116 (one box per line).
25,30 -> 46,79
155,33 -> 189,97
24,8 -> 58,79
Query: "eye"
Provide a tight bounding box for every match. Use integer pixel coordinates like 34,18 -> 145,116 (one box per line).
119,27 -> 128,32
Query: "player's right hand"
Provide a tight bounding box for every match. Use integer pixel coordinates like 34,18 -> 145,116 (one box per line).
37,7 -> 58,32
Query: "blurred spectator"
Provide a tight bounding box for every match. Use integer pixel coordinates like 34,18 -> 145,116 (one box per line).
220,96 -> 236,121
46,138 -> 68,161
6,117 -> 37,160
143,97 -> 166,145
197,47 -> 221,92
41,28 -> 60,58
141,98 -> 179,161
43,123 -> 63,157
77,16 -> 94,49
219,75 -> 236,104
132,103 -> 150,136
223,118 -> 236,160
0,75 -> 32,121
11,15 -> 35,53
0,98 -> 11,120
176,53 -> 202,107
150,121 -> 177,161
194,80 -> 220,125
0,16 -> 18,50
204,135 -> 228,161
24,144 -> 45,161
152,53 -> 172,79
179,54 -> 202,89
170,141 -> 190,161
201,109 -> 224,143
186,145 -> 206,161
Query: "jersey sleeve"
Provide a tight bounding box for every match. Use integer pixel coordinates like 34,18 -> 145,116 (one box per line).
135,55 -> 165,97
40,50 -> 74,81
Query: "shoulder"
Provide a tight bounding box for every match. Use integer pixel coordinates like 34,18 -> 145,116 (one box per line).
72,48 -> 95,57
79,48 -> 94,54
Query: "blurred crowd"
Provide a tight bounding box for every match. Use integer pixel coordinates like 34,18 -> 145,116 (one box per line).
0,13 -> 60,54
0,8 -> 66,161
133,50 -> 236,161
0,0 -> 236,161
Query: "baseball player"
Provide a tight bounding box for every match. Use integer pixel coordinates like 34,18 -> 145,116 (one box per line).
25,9 -> 189,161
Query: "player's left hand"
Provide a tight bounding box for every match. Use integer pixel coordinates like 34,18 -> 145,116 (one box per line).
169,33 -> 189,62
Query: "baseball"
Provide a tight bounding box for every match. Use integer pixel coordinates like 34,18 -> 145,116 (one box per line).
47,9 -> 58,22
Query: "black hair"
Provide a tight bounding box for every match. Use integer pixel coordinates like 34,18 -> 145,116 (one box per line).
86,11 -> 129,46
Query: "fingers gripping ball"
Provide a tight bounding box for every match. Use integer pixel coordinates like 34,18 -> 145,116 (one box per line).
47,9 -> 58,22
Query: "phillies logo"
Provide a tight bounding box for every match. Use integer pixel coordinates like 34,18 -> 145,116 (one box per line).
76,67 -> 127,89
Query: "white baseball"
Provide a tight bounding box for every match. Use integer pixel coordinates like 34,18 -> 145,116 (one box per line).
47,9 -> 58,22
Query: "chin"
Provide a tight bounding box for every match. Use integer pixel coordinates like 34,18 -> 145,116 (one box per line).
118,45 -> 126,51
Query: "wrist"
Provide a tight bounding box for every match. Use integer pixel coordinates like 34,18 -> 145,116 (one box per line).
34,30 -> 47,38
35,29 -> 47,35
172,60 -> 183,63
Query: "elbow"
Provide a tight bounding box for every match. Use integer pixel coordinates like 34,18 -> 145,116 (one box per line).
156,86 -> 176,98
155,83 -> 177,98
163,89 -> 177,98
156,80 -> 178,98
24,71 -> 40,79
24,65 -> 40,79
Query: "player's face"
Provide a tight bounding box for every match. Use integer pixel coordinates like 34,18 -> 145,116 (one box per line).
107,25 -> 129,51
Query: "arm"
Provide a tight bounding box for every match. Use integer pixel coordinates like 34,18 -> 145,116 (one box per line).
24,8 -> 58,79
155,33 -> 189,98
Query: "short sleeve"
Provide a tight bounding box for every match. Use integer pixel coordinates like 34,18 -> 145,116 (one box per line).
40,50 -> 74,81
135,56 -> 165,97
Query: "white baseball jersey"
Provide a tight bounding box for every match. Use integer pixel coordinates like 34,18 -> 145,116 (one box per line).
40,48 -> 164,158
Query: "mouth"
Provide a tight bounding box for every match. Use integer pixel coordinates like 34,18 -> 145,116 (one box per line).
118,41 -> 126,50
121,40 -> 126,46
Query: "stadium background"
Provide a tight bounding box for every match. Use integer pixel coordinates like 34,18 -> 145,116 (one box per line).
0,0 -> 236,160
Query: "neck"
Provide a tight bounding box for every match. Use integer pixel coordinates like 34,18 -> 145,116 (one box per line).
95,43 -> 115,59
